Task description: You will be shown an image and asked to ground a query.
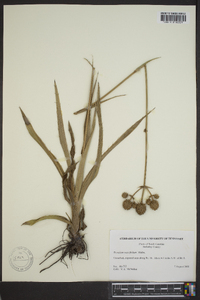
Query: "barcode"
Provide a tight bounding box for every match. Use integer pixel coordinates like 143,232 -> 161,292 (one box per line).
158,12 -> 189,24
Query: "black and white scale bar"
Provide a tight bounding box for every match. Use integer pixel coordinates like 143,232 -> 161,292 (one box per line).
111,282 -> 185,297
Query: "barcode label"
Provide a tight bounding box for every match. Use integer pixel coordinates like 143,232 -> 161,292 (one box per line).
158,12 -> 189,24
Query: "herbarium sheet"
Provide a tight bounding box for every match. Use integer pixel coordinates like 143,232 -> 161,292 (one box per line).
3,5 -> 196,282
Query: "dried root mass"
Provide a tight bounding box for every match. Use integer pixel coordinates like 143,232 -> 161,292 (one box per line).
39,233 -> 87,273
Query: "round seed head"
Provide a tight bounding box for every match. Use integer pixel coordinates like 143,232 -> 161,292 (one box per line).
153,194 -> 159,199
146,198 -> 151,205
122,192 -> 128,198
150,199 -> 159,210
136,203 -> 146,215
123,199 -> 132,210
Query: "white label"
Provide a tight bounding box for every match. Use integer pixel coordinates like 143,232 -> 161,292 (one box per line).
110,230 -> 194,281
157,12 -> 190,24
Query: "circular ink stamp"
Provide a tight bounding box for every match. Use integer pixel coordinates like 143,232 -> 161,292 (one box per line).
9,246 -> 33,272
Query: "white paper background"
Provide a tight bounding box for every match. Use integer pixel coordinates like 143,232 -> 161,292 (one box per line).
3,5 -> 196,281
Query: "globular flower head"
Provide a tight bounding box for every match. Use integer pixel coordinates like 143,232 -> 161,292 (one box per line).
146,198 -> 151,205
123,199 -> 132,210
136,203 -> 146,215
150,199 -> 159,210
122,192 -> 128,199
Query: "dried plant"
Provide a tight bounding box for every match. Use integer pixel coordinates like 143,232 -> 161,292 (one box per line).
121,62 -> 160,215
20,58 -> 157,272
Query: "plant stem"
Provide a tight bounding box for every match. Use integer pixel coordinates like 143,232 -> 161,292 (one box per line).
141,65 -> 148,203
132,187 -> 142,197
146,187 -> 153,198
71,201 -> 82,236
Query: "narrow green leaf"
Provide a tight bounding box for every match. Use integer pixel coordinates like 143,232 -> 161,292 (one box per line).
22,215 -> 71,226
20,108 -> 64,177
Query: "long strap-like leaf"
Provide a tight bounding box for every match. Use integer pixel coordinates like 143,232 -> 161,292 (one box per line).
82,60 -> 98,153
74,57 -> 160,115
54,81 -> 71,167
79,84 -> 103,200
68,121 -> 76,162
75,107 -> 97,199
80,109 -> 154,193
101,108 -> 155,161
20,108 -> 64,177
22,215 -> 71,226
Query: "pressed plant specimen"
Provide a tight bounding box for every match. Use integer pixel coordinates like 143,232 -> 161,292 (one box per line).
121,62 -> 160,215
20,58 -> 157,272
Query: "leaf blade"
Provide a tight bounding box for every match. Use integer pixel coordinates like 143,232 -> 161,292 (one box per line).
75,106 -> 97,199
74,94 -> 126,115
101,108 -> 155,161
79,83 -> 103,200
22,215 -> 71,226
81,109 -> 155,190
20,107 -> 64,177
54,81 -> 71,167
82,60 -> 96,153
74,57 -> 160,115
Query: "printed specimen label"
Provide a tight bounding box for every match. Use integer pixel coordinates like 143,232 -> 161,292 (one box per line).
110,230 -> 194,281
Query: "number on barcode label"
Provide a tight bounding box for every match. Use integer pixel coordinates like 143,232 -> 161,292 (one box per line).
158,12 -> 190,24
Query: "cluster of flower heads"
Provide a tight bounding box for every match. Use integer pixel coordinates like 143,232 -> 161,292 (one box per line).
122,188 -> 159,215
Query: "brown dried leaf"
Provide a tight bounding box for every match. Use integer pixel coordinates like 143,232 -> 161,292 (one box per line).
101,108 -> 155,161
82,60 -> 95,153
74,57 -> 160,115
81,109 -> 155,189
66,186 -> 76,205
79,206 -> 87,231
68,121 -> 76,162
79,83 -> 103,200
20,108 -> 64,177
54,81 -> 71,167
22,215 -> 71,226
74,94 -> 126,115
62,161 -> 78,203
75,107 -> 97,199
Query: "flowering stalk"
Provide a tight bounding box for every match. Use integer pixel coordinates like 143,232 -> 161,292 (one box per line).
122,61 -> 160,215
